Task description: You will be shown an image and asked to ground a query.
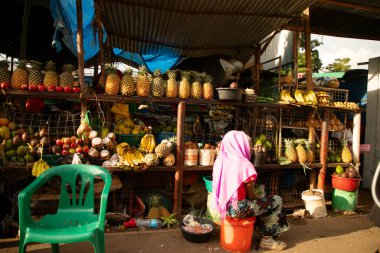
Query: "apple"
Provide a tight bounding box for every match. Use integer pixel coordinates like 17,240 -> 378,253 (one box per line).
28,84 -> 38,91
76,139 -> 83,145
76,146 -> 83,153
56,139 -> 63,146
38,85 -> 46,91
70,142 -> 78,149
47,85 -> 55,92
64,86 -> 72,93
61,149 -> 69,155
55,86 -> 63,92
82,146 -> 89,153
70,136 -> 77,143
1,83 -> 9,89
62,144 -> 70,150
72,87 -> 81,93
62,137 -> 71,145
20,84 -> 28,90
69,148 -> 76,154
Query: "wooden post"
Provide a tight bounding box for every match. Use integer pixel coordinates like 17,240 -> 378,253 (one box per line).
76,0 -> 87,117
352,112 -> 361,167
173,101 -> 185,218
20,0 -> 31,59
293,29 -> 299,88
308,111 -> 316,189
254,46 -> 261,91
303,8 -> 313,91
318,110 -> 330,190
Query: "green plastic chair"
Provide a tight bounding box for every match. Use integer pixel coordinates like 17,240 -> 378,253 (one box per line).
18,164 -> 112,253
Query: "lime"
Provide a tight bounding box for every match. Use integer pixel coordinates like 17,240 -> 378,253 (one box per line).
335,165 -> 344,175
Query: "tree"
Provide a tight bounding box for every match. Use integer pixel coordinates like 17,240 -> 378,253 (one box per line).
298,35 -> 323,73
325,58 -> 351,72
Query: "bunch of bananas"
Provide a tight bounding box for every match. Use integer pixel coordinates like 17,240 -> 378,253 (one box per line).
279,90 -> 295,103
140,133 -> 156,153
32,158 -> 50,177
333,101 -> 359,110
116,142 -> 146,170
294,90 -> 318,105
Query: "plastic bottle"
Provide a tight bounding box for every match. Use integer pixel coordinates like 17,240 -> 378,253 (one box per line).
124,218 -> 163,229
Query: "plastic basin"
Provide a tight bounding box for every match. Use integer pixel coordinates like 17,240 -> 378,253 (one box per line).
216,88 -> 243,101
331,175 -> 361,192
203,176 -> 212,192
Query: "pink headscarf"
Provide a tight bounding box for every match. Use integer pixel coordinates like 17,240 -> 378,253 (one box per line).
212,130 -> 257,219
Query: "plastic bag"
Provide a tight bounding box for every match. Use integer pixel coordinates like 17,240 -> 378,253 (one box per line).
76,110 -> 92,137
72,153 -> 82,164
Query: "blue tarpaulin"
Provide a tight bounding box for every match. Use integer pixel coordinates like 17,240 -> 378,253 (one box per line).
50,0 -> 182,71
113,48 -> 182,73
50,0 -> 105,62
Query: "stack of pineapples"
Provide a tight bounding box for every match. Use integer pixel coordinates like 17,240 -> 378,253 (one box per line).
284,139 -> 314,164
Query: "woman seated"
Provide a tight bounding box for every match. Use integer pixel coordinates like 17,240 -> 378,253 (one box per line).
212,130 -> 289,251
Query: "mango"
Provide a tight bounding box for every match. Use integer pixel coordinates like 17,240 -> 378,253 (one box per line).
24,154 -> 34,163
0,126 -> 10,139
5,139 -> 13,150
17,145 -> 28,157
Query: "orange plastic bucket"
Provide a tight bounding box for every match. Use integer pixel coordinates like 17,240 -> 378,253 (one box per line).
220,216 -> 256,253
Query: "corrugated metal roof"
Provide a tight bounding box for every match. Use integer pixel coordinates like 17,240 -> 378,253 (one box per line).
98,0 -> 315,61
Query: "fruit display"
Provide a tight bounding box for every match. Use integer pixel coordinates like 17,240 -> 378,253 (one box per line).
0,60 -> 11,86
294,90 -> 318,106
140,130 -> 157,153
202,73 -> 213,100
28,61 -> 43,89
332,101 -> 359,110
116,142 -> 146,170
179,71 -> 191,99
59,64 -> 75,88
190,71 -> 202,99
120,68 -> 136,96
333,165 -> 360,179
43,61 -> 59,89
166,69 -> 178,98
341,139 -> 353,163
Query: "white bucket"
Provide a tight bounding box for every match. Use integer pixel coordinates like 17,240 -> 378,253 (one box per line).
199,149 -> 216,166
184,149 -> 198,166
301,189 -> 327,218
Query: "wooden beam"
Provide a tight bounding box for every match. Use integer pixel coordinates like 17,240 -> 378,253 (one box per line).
76,0 -> 87,118
20,0 -> 30,59
318,0 -> 380,14
254,46 -> 261,91
303,8 -> 313,91
293,30 -> 299,87
352,112 -> 361,166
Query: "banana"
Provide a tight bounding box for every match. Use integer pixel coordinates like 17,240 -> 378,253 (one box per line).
308,91 -> 318,105
136,151 -> 145,162
124,152 -> 134,167
295,90 -> 306,104
148,135 -> 156,153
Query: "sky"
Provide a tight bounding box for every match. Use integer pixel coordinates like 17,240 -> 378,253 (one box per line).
312,34 -> 380,71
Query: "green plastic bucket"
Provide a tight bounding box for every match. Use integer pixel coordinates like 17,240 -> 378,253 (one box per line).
202,176 -> 220,224
203,176 -> 212,192
332,188 -> 358,211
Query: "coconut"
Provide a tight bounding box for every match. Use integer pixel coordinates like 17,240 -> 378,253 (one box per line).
88,147 -> 99,158
92,137 -> 102,149
100,149 -> 110,160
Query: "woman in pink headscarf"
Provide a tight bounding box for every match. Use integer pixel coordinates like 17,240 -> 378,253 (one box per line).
212,130 -> 289,251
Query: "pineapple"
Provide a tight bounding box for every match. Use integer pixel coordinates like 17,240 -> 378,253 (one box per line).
43,61 -> 59,88
104,64 -> 120,95
151,69 -> 165,97
296,143 -> 307,163
163,153 -> 175,166
28,61 -> 43,86
146,195 -> 170,219
190,71 -> 202,99
305,142 -> 314,163
137,66 -> 151,96
280,69 -> 293,84
341,139 -> 353,163
202,73 -> 214,100
11,60 -> 28,89
179,71 -> 191,98
120,68 -> 135,96
166,69 -> 178,97
59,64 -> 75,87
284,139 -> 297,163
0,60 -> 11,85
154,139 -> 173,158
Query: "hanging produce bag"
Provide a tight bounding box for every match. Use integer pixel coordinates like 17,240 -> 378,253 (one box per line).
76,110 -> 92,138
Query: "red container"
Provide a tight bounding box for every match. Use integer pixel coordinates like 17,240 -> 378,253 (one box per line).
331,175 -> 361,192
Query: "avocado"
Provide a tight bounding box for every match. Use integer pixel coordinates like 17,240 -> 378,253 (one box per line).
5,149 -> 16,157
24,154 -> 34,163
17,145 -> 28,157
5,139 -> 13,150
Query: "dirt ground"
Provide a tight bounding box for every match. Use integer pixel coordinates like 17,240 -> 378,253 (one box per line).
1,189 -> 379,253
